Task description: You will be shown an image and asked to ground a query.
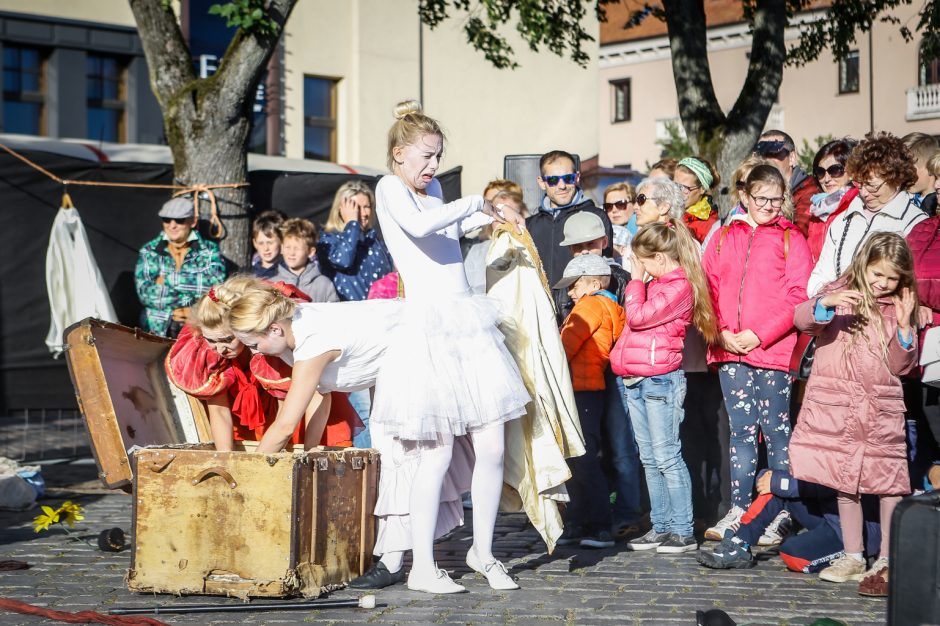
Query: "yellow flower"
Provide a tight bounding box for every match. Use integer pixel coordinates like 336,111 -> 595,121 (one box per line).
59,501 -> 85,527
32,505 -> 61,533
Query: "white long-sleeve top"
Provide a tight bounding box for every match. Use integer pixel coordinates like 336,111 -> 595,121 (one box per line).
807,191 -> 926,296
375,175 -> 492,300
45,206 -> 117,356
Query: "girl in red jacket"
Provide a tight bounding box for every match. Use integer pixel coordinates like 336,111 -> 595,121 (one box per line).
611,219 -> 718,553
702,164 -> 813,540
789,233 -> 917,589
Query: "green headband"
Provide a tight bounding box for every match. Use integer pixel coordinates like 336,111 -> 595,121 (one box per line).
678,157 -> 713,190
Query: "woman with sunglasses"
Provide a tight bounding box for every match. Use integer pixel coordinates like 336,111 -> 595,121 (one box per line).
805,139 -> 858,263
702,164 -> 813,541
603,182 -> 637,261
808,132 -> 928,297
674,157 -> 720,244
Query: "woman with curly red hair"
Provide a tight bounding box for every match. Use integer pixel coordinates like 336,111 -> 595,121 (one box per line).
808,132 -> 928,296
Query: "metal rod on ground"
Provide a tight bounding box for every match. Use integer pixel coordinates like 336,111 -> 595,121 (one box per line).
109,595 -> 379,615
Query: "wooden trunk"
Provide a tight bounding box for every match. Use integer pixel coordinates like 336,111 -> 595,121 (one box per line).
63,318 -> 209,489
128,446 -> 379,599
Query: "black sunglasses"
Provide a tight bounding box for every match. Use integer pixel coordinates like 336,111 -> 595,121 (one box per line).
161,217 -> 191,225
541,173 -> 577,187
755,140 -> 791,159
635,194 -> 651,206
603,199 -> 631,211
813,164 -> 846,179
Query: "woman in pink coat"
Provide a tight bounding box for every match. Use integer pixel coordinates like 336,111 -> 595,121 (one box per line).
789,232 -> 917,588
701,164 -> 813,538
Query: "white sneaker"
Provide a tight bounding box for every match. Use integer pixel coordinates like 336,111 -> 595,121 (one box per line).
467,548 -> 519,590
819,555 -> 866,583
758,509 -> 792,546
704,506 -> 745,541
862,556 -> 889,578
407,567 -> 466,594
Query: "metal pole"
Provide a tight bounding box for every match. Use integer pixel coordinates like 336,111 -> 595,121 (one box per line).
419,17 -> 424,104
869,27 -> 874,133
109,595 -> 379,616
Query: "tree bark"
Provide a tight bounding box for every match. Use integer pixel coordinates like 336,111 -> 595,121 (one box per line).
128,0 -> 297,266
663,0 -> 787,217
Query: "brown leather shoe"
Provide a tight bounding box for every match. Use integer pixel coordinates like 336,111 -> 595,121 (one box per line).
857,566 -> 888,597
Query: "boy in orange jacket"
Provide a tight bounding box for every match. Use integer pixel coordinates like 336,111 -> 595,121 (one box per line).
556,253 -> 626,549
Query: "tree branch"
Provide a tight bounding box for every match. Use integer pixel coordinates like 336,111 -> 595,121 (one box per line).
127,0 -> 195,108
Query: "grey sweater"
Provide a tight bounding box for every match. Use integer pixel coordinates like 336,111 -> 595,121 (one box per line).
274,259 -> 340,303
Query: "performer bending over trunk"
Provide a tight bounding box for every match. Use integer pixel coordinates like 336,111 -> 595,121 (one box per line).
371,100 -> 530,594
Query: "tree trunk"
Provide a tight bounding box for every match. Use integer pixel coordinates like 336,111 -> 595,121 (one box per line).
664,0 -> 787,217
129,0 -> 297,266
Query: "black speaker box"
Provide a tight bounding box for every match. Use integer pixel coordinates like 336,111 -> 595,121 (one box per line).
889,491 -> 940,625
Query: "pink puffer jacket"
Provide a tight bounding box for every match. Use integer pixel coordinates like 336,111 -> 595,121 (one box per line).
610,267 -> 693,377
907,216 -> 940,313
702,215 -> 813,372
789,293 -> 915,495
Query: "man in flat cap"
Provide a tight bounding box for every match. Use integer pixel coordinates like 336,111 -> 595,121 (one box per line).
134,197 -> 225,337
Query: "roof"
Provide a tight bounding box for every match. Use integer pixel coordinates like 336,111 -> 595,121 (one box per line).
0,133 -> 384,176
600,0 -> 831,45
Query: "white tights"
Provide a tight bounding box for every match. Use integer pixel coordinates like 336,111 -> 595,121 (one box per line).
409,423 -> 506,577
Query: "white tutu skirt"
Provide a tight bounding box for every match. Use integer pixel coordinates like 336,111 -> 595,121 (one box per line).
371,294 -> 530,442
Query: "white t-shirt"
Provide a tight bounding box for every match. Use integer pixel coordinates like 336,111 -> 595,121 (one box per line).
281,300 -> 402,392
375,175 -> 492,300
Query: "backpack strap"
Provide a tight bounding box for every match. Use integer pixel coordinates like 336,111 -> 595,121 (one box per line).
715,225 -> 731,254
783,228 -> 790,260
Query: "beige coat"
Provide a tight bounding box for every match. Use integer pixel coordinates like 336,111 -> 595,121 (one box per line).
484,225 -> 585,553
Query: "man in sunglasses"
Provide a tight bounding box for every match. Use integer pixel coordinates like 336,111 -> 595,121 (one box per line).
755,130 -> 820,237
134,197 -> 226,337
526,149 -> 613,324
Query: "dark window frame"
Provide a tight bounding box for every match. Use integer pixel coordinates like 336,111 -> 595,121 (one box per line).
303,74 -> 338,162
919,42 -> 940,86
838,50 -> 860,95
86,53 -> 128,142
3,44 -> 47,134
610,78 -> 631,123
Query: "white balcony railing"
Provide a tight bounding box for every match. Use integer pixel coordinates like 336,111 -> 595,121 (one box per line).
907,84 -> 940,121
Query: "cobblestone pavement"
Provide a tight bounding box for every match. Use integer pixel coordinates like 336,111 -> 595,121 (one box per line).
0,460 -> 887,626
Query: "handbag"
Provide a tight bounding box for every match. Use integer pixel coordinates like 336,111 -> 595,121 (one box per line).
919,326 -> 940,387
788,332 -> 816,380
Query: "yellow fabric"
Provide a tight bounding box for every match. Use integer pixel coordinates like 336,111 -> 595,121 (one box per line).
685,197 -> 713,221
485,224 -> 586,554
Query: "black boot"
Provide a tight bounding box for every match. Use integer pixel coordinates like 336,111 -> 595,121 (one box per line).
348,562 -> 405,589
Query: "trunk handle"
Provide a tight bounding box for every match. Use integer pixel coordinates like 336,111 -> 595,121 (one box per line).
191,467 -> 237,489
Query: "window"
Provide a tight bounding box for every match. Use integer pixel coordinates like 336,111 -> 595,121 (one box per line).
3,45 -> 45,135
303,76 -> 337,161
86,54 -> 126,142
839,50 -> 860,94
920,42 -> 940,86
611,78 -> 631,123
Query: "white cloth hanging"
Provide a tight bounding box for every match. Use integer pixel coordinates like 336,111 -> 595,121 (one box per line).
45,204 -> 117,356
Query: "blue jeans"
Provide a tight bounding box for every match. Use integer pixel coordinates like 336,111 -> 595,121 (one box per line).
624,370 -> 693,536
718,363 -> 792,509
604,368 -> 643,524
349,389 -> 372,448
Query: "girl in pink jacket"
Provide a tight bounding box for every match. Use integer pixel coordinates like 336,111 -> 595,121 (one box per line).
611,219 -> 718,553
701,164 -> 813,539
789,232 -> 917,587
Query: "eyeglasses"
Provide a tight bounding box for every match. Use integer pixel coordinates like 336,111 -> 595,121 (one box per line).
161,217 -> 191,225
755,140 -> 792,160
676,182 -> 701,195
541,173 -> 577,187
634,194 -> 651,206
603,199 -> 631,211
814,164 -> 846,179
749,195 -> 785,209
852,179 -> 887,194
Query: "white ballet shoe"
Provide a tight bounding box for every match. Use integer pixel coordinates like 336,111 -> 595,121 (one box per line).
406,566 -> 466,594
466,548 -> 520,591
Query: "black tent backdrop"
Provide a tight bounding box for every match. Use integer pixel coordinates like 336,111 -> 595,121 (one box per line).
0,148 -> 461,411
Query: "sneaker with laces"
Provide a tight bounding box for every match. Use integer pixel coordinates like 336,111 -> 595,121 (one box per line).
612,520 -> 642,541
626,529 -> 671,551
580,530 -> 615,549
704,505 -> 745,541
407,567 -> 466,594
556,524 -> 584,546
656,533 -> 698,554
696,533 -> 754,569
757,509 -> 793,546
819,555 -> 866,583
466,548 -> 519,590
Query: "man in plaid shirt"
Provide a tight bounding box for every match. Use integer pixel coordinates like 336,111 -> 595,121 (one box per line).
134,197 -> 226,337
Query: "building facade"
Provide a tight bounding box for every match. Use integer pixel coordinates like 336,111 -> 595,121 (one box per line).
598,1 -> 940,170
0,0 -> 599,197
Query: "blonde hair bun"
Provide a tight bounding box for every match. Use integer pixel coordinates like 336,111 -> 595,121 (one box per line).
394,100 -> 423,120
